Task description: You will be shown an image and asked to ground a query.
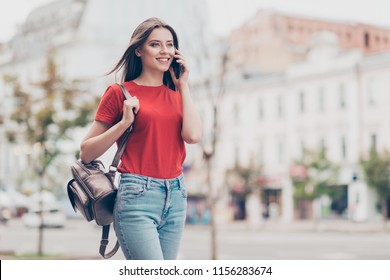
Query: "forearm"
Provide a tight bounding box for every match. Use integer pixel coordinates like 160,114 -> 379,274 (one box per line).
80,121 -> 129,164
178,83 -> 203,144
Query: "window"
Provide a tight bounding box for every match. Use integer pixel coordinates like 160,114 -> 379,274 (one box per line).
233,102 -> 240,124
367,79 -> 375,106
346,32 -> 351,41
234,144 -> 239,166
364,32 -> 370,48
258,98 -> 264,120
277,95 -> 283,118
341,136 -> 347,160
318,87 -> 325,112
320,137 -> 326,153
278,139 -> 284,164
339,84 -> 346,109
371,134 -> 377,152
301,140 -> 306,159
258,141 -> 264,165
299,91 -> 305,113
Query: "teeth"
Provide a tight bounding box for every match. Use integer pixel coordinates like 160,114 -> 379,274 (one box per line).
158,58 -> 169,62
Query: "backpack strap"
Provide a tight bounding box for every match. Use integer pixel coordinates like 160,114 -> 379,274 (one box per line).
99,224 -> 120,259
99,83 -> 134,259
107,83 -> 135,179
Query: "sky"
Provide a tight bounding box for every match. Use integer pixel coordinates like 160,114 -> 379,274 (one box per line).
1,0 -> 390,42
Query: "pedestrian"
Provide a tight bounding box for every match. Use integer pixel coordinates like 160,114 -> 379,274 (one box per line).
79,17 -> 202,260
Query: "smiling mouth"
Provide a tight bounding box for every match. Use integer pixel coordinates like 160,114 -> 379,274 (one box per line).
156,58 -> 170,63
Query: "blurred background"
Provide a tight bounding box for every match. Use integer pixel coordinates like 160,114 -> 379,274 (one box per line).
1,0 -> 390,260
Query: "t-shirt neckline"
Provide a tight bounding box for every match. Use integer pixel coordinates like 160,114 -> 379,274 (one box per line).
129,80 -> 164,88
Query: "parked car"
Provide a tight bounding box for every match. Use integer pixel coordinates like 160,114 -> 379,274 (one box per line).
22,204 -> 66,228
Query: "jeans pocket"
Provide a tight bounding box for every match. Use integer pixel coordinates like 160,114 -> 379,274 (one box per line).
120,180 -> 146,199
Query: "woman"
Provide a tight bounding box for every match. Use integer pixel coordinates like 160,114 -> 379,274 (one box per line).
80,17 -> 202,260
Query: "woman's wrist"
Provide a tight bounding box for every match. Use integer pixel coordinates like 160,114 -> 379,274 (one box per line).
177,82 -> 189,93
118,119 -> 133,131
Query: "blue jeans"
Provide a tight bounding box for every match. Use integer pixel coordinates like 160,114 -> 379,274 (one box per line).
113,173 -> 187,260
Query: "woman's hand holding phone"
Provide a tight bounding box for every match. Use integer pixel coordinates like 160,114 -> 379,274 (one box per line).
169,49 -> 189,89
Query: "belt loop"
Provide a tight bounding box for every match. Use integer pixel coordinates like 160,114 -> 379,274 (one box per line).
146,176 -> 151,190
165,179 -> 170,190
178,174 -> 184,189
177,176 -> 182,189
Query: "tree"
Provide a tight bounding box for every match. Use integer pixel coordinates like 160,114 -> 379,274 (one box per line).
196,46 -> 229,260
225,163 -> 263,220
291,149 -> 339,219
3,51 -> 98,256
360,149 -> 390,222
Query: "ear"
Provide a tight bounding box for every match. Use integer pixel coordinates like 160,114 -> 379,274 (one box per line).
135,48 -> 141,57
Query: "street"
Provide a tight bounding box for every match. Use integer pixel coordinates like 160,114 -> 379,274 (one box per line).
0,218 -> 390,260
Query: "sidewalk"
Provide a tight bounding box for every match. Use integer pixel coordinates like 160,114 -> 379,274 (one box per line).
214,219 -> 390,233
1,218 -> 389,260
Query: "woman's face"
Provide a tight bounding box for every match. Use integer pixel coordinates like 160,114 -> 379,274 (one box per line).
137,27 -> 175,74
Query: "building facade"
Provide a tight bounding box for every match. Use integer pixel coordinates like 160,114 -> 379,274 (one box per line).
197,32 -> 390,221
227,10 -> 390,77
192,12 -> 390,222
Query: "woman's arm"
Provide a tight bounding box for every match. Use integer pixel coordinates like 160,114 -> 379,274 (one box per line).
170,49 -> 203,144
80,95 -> 139,164
79,120 -> 129,164
178,83 -> 203,144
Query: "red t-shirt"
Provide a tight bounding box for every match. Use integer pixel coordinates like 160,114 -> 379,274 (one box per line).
95,81 -> 186,179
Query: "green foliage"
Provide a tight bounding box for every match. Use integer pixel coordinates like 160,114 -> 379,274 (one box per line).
360,150 -> 390,201
6,131 -> 17,143
73,96 -> 100,127
225,163 -> 263,199
4,51 -> 97,179
10,84 -> 31,125
291,149 -> 340,202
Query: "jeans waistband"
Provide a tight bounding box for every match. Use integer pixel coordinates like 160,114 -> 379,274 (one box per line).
120,173 -> 184,189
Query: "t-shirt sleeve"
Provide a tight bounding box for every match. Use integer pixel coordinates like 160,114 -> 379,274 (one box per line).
95,85 -> 123,126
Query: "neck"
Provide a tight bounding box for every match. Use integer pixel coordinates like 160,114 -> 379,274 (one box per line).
134,72 -> 164,86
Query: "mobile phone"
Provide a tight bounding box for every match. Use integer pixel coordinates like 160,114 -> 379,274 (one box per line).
171,58 -> 181,79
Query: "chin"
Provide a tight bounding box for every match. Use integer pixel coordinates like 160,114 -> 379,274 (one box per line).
159,66 -> 170,72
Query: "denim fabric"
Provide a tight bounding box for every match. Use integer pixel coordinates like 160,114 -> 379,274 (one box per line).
113,173 -> 187,260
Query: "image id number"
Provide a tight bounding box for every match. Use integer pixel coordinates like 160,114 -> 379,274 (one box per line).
212,266 -> 272,276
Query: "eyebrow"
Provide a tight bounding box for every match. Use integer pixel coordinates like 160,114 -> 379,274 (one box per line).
148,39 -> 174,43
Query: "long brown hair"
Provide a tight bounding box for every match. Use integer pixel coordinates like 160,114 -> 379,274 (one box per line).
108,17 -> 180,91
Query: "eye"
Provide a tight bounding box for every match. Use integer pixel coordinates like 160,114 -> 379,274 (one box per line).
150,42 -> 160,47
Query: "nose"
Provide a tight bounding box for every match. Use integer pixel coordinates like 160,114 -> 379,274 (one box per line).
160,45 -> 168,54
